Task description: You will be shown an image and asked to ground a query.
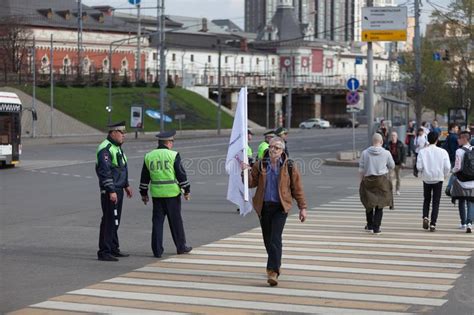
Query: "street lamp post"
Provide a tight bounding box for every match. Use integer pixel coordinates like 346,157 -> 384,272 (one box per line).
159,0 -> 166,132
217,39 -> 222,135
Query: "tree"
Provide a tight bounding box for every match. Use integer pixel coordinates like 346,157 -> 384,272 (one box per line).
429,0 -> 473,120
399,38 -> 451,121
0,17 -> 32,84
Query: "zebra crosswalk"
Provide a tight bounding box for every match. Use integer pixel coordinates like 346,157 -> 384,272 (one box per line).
11,177 -> 473,314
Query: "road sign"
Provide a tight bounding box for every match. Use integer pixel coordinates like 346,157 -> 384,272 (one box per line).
346,78 -> 360,91
361,7 -> 407,42
433,52 -> 441,61
128,0 -> 141,5
346,91 -> 360,105
130,106 -> 143,128
174,114 -> 186,120
347,106 -> 361,113
355,57 -> 363,65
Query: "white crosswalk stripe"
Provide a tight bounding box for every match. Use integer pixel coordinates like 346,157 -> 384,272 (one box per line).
14,177 -> 472,314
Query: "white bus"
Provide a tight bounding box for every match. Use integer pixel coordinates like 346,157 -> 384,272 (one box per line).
0,92 -> 22,166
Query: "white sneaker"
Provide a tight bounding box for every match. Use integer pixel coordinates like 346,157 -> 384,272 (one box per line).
467,224 -> 472,234
459,224 -> 467,230
396,190 -> 400,196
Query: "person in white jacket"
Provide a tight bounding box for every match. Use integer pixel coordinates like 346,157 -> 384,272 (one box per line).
416,131 -> 451,232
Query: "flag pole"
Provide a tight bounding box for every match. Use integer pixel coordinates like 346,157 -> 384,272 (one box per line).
243,86 -> 249,202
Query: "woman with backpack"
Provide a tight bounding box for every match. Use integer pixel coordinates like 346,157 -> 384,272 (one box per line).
450,131 -> 474,233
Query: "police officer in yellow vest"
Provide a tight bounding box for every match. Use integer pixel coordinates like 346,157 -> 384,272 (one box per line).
139,130 -> 192,258
257,130 -> 276,160
96,121 -> 133,262
247,129 -> 255,166
275,127 -> 289,156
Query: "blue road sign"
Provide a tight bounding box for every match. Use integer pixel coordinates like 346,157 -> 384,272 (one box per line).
355,57 -> 363,65
433,52 -> 441,61
128,0 -> 141,5
346,78 -> 360,91
346,91 -> 360,105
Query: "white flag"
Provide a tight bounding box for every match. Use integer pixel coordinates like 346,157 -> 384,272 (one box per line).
226,87 -> 252,216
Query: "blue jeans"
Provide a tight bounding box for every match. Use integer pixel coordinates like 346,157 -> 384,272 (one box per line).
458,199 -> 473,225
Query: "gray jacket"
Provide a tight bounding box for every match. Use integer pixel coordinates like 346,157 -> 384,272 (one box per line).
359,146 -> 395,177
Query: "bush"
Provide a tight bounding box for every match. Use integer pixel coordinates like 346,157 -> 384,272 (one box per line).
135,79 -> 147,87
121,71 -> 132,88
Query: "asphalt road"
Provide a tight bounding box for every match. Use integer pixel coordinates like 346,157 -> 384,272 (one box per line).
1,127 -> 472,314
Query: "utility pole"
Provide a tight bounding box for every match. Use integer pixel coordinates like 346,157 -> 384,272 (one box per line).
286,54 -> 293,130
50,34 -> 54,138
366,0 -> 374,145
217,39 -> 222,135
414,0 -> 422,127
108,44 -> 113,125
77,0 -> 83,76
266,56 -> 270,129
136,3 -> 141,82
159,0 -> 166,132
32,37 -> 36,138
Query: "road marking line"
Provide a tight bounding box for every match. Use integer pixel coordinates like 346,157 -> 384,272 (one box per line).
163,258 -> 460,279
137,267 -> 454,291
30,301 -> 184,314
105,277 -> 447,307
239,232 -> 474,246
68,288 -> 415,314
204,243 -> 469,260
223,237 -> 472,252
189,250 -> 464,268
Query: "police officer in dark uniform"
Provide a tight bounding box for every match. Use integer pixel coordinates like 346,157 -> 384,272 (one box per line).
96,121 -> 133,262
139,130 -> 192,258
274,127 -> 289,156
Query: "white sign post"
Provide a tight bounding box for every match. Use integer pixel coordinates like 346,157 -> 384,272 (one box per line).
130,106 -> 143,138
362,7 -> 408,42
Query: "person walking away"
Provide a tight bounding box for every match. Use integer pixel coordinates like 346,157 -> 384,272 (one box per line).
413,128 -> 427,177
359,133 -> 395,235
244,137 -> 307,287
443,123 -> 460,168
139,130 -> 192,258
274,127 -> 289,157
416,132 -> 451,232
386,131 -> 406,195
257,130 -> 276,160
377,120 -> 389,146
406,121 -> 416,157
96,121 -> 133,262
450,131 -> 474,233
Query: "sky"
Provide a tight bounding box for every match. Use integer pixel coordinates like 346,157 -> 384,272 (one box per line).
83,0 -> 455,31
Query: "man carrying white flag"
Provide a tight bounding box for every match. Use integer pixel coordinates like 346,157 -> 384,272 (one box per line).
226,87 -> 253,216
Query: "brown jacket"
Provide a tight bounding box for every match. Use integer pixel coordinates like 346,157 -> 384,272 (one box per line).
248,154 -> 307,216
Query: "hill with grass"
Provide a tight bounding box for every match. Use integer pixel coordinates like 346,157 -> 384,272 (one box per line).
18,86 -> 234,132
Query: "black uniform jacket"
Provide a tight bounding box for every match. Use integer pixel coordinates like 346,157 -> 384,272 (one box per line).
96,136 -> 129,192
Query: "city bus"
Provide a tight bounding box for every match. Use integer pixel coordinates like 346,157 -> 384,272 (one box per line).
0,92 -> 22,167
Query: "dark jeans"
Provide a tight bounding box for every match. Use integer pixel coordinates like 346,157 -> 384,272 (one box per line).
98,189 -> 124,257
413,153 -> 418,176
366,207 -> 383,232
260,202 -> 287,275
151,196 -> 187,257
423,181 -> 443,225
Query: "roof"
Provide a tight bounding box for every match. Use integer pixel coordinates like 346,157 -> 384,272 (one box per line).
257,6 -> 303,41
382,95 -> 410,106
0,0 -> 136,33
212,19 -> 243,32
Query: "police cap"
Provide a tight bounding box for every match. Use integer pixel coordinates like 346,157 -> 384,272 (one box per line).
263,130 -> 276,137
156,130 -> 176,141
274,127 -> 288,136
108,121 -> 126,132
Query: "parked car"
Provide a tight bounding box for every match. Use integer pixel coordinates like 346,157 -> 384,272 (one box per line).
299,118 -> 331,129
332,117 -> 359,128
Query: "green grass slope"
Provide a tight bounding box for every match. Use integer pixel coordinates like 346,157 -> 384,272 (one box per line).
18,86 -> 233,132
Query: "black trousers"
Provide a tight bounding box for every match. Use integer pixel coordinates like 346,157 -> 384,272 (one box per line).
260,202 -> 288,275
151,196 -> 187,257
98,189 -> 124,257
366,207 -> 384,231
423,181 -> 443,225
